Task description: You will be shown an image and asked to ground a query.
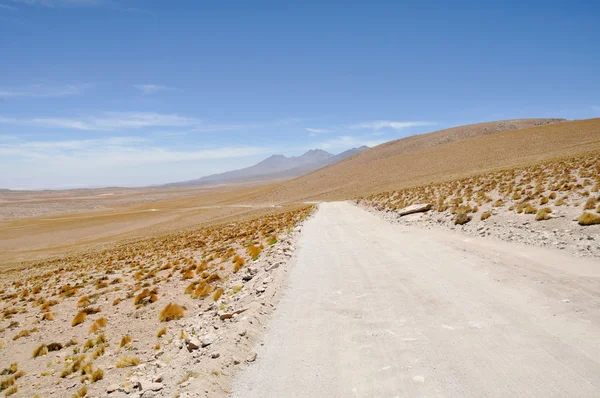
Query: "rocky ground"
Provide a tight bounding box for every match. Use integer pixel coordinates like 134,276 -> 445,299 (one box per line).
0,207 -> 313,398
360,203 -> 600,258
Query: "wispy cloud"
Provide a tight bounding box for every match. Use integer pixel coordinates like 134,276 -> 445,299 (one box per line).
191,117 -> 306,133
134,84 -> 170,95
591,105 -> 600,112
0,3 -> 18,10
305,127 -> 332,136
317,135 -> 384,150
349,120 -> 436,130
0,83 -> 89,98
0,112 -> 199,131
0,136 -> 276,188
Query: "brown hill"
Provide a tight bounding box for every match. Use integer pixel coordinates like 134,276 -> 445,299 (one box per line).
251,118 -> 600,203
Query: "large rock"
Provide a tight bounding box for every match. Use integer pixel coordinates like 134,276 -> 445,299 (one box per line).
397,203 -> 432,216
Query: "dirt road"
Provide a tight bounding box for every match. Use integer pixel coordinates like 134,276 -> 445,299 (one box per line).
232,202 -> 600,397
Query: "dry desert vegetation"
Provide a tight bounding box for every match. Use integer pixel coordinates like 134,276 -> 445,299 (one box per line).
0,206 -> 313,398
357,150 -> 600,257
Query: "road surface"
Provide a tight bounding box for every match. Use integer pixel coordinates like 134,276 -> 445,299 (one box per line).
232,202 -> 600,397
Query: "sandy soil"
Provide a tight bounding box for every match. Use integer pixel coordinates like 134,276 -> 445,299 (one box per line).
232,202 -> 600,397
0,184 -> 282,265
0,207 -> 313,398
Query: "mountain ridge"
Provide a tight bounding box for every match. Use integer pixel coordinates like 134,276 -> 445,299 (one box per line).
164,146 -> 369,187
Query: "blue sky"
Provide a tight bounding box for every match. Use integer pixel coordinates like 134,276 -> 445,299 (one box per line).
1,0 -> 599,189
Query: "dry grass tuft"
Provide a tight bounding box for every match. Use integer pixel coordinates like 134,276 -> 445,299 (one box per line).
32,344 -> 48,358
213,287 -> 224,301
73,386 -> 87,398
455,213 -> 471,225
578,212 -> 600,226
120,335 -> 132,348
535,208 -> 552,221
91,368 -> 104,383
584,197 -> 597,210
157,327 -> 167,338
116,356 -> 140,368
159,303 -> 185,322
71,311 -> 86,327
89,317 -> 107,334
480,211 -> 492,221
4,386 -> 17,396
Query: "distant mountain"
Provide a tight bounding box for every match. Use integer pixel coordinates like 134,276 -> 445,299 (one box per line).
164,146 -> 369,187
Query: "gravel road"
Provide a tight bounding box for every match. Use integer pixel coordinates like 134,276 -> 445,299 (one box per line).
232,202 -> 600,397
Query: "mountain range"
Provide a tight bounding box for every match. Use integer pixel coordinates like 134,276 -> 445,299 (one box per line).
164,146 -> 369,187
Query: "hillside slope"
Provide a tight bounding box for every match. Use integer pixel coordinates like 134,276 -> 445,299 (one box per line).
250,118 -> 600,203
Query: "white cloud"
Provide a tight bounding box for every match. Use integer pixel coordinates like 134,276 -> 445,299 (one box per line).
0,3 -> 18,10
0,84 -> 88,98
0,136 -> 277,188
349,120 -> 435,130
0,112 -> 199,131
305,127 -> 332,135
134,84 -> 170,95
317,135 -> 384,150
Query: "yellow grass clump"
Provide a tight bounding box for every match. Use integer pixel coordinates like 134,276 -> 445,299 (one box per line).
32,344 -> 48,358
213,288 -> 224,301
578,212 -> 600,226
116,356 -> 140,368
89,317 -> 107,334
157,327 -> 167,338
120,335 -> 132,348
71,311 -> 87,327
159,303 -> 185,322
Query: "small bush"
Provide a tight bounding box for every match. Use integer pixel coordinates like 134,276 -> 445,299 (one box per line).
578,212 -> 600,226
71,311 -> 86,327
159,303 -> 185,322
455,213 -> 471,225
157,327 -> 167,338
213,288 -> 224,301
32,344 -> 48,358
584,197 -> 597,210
480,211 -> 492,221
535,208 -> 552,221
116,356 -> 140,368
91,368 -> 104,383
77,296 -> 91,308
4,385 -> 17,396
120,335 -> 132,348
0,364 -> 17,376
89,317 -> 107,334
73,386 -> 87,398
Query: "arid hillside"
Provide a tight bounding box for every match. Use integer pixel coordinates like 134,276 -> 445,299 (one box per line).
250,118 -> 600,203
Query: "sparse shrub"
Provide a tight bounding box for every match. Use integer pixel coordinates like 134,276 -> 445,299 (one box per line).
42,312 -> 54,321
4,385 -> 17,396
213,288 -> 224,301
0,376 -> 15,392
73,386 -> 87,398
492,199 -> 504,207
584,197 -> 597,210
77,296 -> 91,308
32,344 -> 48,358
89,317 -> 107,334
535,208 -> 552,221
524,204 -> 537,214
480,212 -> 492,221
71,311 -> 86,327
578,212 -> 600,226
116,356 -> 140,368
12,330 -> 30,341
91,345 -> 105,360
47,342 -> 63,352
159,303 -> 185,322
233,256 -> 245,273
112,297 -> 123,306
0,364 -> 17,376
455,213 -> 471,225
91,368 -> 104,383
157,327 -> 167,338
120,335 -> 132,348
